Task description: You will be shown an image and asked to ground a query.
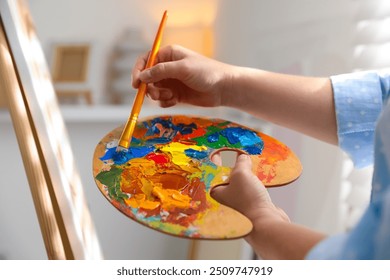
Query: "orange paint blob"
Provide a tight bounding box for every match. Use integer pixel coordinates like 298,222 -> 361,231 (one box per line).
125,194 -> 160,210
152,186 -> 194,211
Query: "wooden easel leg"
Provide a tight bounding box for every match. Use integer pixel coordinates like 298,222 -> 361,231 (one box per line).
0,17 -> 71,260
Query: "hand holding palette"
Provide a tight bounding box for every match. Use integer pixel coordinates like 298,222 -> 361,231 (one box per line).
92,115 -> 302,239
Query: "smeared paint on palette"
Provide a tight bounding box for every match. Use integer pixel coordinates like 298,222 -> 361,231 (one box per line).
92,115 -> 302,239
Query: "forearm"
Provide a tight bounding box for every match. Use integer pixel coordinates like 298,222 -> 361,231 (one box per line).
223,67 -> 338,145
246,218 -> 326,260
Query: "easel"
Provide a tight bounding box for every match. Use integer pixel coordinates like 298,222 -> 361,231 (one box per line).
0,0 -> 102,259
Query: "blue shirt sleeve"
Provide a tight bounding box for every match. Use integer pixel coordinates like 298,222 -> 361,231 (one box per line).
331,70 -> 390,168
306,70 -> 390,259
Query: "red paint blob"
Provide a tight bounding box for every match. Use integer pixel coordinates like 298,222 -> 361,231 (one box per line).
145,153 -> 170,164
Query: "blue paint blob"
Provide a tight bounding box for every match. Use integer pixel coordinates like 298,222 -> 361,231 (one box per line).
185,149 -> 208,159
176,122 -> 197,135
203,164 -> 218,190
145,117 -> 173,136
144,118 -> 198,141
112,150 -> 129,164
145,124 -> 160,136
130,146 -> 155,158
239,132 -> 262,146
207,132 -> 220,143
220,127 -> 241,145
145,137 -> 171,144
100,146 -> 117,161
101,145 -> 155,165
131,138 -> 141,145
244,144 -> 264,155
221,127 -> 263,147
155,118 -> 175,129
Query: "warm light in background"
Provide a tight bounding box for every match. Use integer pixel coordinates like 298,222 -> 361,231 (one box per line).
143,0 -> 218,57
162,26 -> 214,57
145,0 -> 218,26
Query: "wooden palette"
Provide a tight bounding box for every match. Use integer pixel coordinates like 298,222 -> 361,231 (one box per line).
92,115 -> 302,239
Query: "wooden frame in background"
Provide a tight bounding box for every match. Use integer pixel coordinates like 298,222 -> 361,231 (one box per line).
52,45 -> 90,83
51,44 -> 93,105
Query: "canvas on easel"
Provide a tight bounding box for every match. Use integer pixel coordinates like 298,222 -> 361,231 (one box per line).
0,0 -> 102,259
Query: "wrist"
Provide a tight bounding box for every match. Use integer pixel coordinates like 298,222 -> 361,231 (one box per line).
246,215 -> 326,260
244,218 -> 289,259
220,66 -> 264,109
219,65 -> 244,107
246,203 -> 289,225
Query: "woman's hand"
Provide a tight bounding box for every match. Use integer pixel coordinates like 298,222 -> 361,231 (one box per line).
210,153 -> 290,224
132,45 -> 235,108
211,154 -> 325,259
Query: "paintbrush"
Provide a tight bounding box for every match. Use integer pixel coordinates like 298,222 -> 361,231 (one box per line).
116,10 -> 168,153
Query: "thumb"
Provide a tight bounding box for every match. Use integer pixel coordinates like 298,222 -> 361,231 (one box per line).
210,154 -> 254,210
232,153 -> 252,171
209,183 -> 230,207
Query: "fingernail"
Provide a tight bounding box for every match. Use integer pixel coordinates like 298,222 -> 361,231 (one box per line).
209,188 -> 218,199
238,153 -> 249,159
209,184 -> 218,195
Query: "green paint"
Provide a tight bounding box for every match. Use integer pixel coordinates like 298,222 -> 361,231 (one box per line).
193,125 -> 242,149
216,121 -> 231,127
96,167 -> 128,203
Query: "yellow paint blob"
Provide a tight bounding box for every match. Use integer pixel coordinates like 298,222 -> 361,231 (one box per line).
152,186 -> 194,210
125,193 -> 160,210
120,158 -> 158,193
140,177 -> 159,197
160,142 -> 206,166
197,164 -> 231,187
